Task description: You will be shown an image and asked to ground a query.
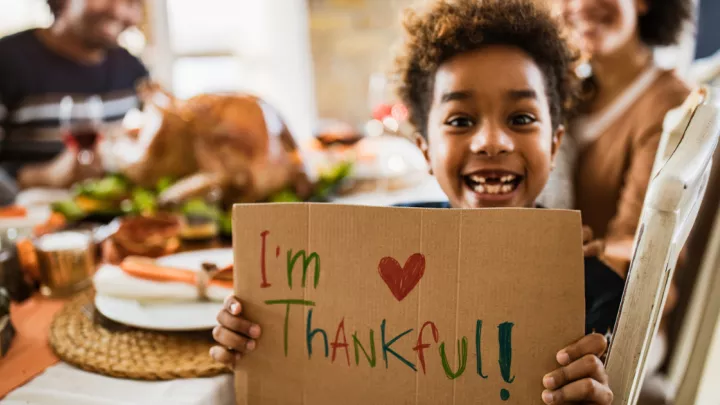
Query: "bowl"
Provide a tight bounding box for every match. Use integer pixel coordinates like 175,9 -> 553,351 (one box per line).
106,214 -> 181,262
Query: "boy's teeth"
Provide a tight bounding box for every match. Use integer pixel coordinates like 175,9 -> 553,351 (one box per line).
469,174 -> 517,184
471,180 -> 517,195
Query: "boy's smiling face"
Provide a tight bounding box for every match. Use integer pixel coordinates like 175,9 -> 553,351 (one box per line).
417,46 -> 564,209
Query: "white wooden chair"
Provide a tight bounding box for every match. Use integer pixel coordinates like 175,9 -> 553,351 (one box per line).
668,178 -> 720,405
666,111 -> 720,404
605,86 -> 720,405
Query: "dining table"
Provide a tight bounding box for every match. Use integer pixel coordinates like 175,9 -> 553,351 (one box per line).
0,238 -> 235,405
0,178 -> 446,405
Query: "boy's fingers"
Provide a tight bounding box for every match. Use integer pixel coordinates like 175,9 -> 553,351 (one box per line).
216,309 -> 262,338
557,333 -> 608,365
209,345 -> 239,368
212,326 -> 256,353
224,295 -> 242,315
543,354 -> 607,390
542,378 -> 613,404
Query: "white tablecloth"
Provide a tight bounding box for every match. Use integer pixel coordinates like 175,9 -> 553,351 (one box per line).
2,363 -> 234,405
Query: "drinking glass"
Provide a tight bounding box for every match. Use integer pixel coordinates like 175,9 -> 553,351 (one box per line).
59,95 -> 104,167
33,231 -> 95,297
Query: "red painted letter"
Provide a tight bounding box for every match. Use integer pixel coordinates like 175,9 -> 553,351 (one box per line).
260,231 -> 271,288
413,321 -> 440,374
331,318 -> 351,366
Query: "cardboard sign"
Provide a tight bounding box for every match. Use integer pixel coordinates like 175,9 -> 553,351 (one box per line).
233,204 -> 584,405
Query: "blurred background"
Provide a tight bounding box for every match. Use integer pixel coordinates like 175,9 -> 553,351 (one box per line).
3,0 -> 716,138
1,1 -> 720,405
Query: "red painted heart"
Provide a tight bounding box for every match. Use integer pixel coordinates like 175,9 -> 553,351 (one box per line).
378,253 -> 426,302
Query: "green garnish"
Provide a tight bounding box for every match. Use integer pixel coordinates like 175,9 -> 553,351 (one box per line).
156,176 -> 175,194
131,187 -> 158,215
182,198 -> 222,220
51,200 -> 86,221
219,211 -> 233,236
74,174 -> 130,200
269,189 -> 303,203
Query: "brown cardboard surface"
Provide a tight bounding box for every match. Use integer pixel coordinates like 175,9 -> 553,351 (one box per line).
233,204 -> 584,405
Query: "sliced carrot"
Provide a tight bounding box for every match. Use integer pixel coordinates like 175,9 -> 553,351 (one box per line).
120,256 -> 197,284
16,238 -> 39,281
210,279 -> 233,289
0,206 -> 27,218
34,213 -> 66,236
213,264 -> 233,281
120,256 -> 233,289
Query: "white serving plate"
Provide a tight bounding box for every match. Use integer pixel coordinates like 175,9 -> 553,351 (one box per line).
94,248 -> 233,331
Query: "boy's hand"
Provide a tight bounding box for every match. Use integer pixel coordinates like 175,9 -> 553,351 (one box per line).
542,333 -> 613,404
582,226 -> 605,258
209,295 -> 262,369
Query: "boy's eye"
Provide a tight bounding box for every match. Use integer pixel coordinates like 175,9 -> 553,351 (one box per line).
445,116 -> 475,128
509,114 -> 536,126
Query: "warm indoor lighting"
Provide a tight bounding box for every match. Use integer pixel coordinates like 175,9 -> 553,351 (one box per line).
121,108 -> 144,133
382,117 -> 399,132
118,27 -> 147,56
386,155 -> 406,174
365,119 -> 384,137
391,104 -> 409,121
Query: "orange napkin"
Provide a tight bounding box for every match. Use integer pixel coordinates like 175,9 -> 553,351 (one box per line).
0,295 -> 65,398
119,256 -> 233,289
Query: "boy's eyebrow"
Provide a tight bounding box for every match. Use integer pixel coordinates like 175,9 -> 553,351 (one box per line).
507,89 -> 537,100
440,91 -> 473,103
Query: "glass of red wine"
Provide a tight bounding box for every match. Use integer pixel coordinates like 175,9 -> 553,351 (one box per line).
59,95 -> 104,167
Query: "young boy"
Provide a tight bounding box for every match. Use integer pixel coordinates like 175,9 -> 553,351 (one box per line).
211,1 -> 624,404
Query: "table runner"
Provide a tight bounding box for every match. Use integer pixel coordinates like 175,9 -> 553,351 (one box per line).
0,295 -> 65,397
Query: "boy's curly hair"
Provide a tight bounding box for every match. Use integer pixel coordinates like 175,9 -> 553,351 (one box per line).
394,0 -> 580,137
639,0 -> 693,46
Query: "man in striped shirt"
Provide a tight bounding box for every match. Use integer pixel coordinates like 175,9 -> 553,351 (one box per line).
0,0 -> 147,198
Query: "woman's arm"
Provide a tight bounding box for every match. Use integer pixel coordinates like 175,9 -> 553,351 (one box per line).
603,126 -> 662,276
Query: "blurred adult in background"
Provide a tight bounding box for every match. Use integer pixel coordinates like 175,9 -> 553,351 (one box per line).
0,0 -> 147,194
547,0 -> 692,274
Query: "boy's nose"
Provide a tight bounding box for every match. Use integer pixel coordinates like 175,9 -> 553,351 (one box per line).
469,127 -> 514,157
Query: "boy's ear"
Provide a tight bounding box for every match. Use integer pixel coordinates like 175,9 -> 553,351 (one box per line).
413,132 -> 433,174
551,125 -> 565,161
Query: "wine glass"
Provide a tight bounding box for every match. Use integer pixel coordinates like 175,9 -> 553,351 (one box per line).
59,95 -> 104,167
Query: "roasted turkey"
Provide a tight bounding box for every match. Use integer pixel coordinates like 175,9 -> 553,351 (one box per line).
104,83 -> 311,204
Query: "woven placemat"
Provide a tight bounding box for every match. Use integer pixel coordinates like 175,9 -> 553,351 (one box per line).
49,289 -> 230,380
